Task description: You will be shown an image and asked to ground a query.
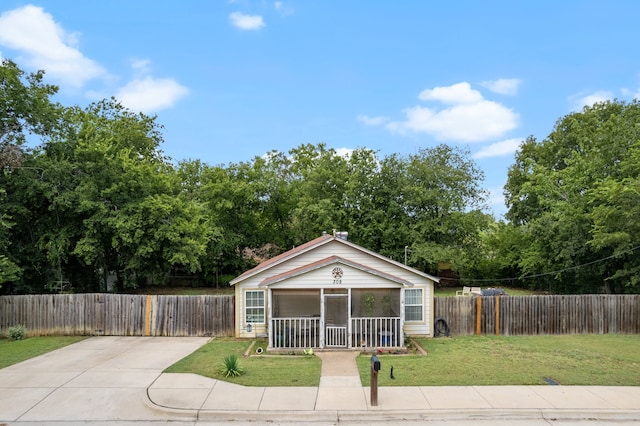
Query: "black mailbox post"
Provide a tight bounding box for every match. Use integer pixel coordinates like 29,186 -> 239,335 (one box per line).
371,355 -> 380,406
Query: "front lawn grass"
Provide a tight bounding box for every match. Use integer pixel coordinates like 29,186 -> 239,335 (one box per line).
165,338 -> 322,386
357,335 -> 640,386
0,336 -> 87,369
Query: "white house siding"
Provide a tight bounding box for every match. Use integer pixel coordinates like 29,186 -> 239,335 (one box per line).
234,239 -> 434,338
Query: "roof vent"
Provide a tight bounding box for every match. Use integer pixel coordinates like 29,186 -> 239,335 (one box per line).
336,231 -> 349,241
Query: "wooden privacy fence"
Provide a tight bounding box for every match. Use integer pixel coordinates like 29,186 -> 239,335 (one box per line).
0,294 -> 235,337
2,293 -> 639,338
435,294 -> 640,336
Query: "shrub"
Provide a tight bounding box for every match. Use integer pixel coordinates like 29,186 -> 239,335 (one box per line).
221,354 -> 243,377
8,325 -> 26,341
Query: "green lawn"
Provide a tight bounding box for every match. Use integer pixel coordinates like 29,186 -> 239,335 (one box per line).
0,336 -> 87,369
165,338 -> 322,386
357,335 -> 640,386
165,334 -> 640,387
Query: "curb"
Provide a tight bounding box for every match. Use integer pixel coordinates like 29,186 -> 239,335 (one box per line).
144,390 -> 640,423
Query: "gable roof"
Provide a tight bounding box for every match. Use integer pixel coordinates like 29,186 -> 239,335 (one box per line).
230,233 -> 439,285
258,255 -> 414,287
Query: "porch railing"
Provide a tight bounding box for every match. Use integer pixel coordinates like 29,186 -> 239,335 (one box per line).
269,316 -> 402,349
325,326 -> 347,347
351,317 -> 402,348
271,317 -> 320,349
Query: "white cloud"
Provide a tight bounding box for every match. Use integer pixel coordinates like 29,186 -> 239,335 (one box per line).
0,5 -> 106,88
481,78 -> 522,95
131,59 -> 152,75
229,12 -> 265,30
473,138 -> 522,159
387,82 -> 519,142
116,76 -> 189,114
357,114 -> 389,126
419,82 -> 483,104
570,90 -> 614,111
274,1 -> 294,15
335,147 -> 354,159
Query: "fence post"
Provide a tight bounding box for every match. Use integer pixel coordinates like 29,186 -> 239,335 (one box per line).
495,296 -> 500,336
144,295 -> 152,336
475,297 -> 482,335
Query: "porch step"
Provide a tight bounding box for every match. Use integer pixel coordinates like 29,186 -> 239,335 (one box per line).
316,351 -> 362,387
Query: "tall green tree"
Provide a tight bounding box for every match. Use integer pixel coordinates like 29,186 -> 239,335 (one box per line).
0,59 -> 61,168
0,59 -> 62,289
505,100 -> 640,293
403,145 -> 488,277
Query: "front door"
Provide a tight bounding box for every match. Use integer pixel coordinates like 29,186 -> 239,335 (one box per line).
324,294 -> 348,347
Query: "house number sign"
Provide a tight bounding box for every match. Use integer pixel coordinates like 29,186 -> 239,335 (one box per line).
331,267 -> 343,285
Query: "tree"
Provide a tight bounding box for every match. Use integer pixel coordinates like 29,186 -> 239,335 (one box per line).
402,145 -> 488,277
0,59 -> 61,168
505,100 -> 640,293
0,60 -> 62,290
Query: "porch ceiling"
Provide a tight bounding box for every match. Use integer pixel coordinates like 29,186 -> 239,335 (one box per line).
258,255 -> 414,288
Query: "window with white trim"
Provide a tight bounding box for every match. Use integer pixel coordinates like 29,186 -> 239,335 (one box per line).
404,288 -> 423,322
245,290 -> 265,324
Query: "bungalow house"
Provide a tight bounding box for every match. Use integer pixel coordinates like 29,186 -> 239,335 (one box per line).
230,231 -> 438,350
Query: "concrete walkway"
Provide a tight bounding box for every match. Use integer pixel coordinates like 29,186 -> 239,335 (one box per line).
1,337 -> 640,424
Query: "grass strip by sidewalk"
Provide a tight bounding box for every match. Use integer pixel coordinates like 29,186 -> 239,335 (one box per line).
0,336 -> 87,369
164,338 -> 322,386
357,334 -> 640,386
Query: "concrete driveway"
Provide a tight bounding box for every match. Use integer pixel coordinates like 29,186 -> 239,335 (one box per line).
0,336 -> 209,423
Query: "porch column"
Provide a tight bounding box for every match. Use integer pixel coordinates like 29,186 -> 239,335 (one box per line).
267,287 -> 273,348
319,288 -> 325,348
347,288 -> 352,348
400,287 -> 406,346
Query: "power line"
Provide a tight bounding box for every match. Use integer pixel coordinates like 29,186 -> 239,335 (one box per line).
436,244 -> 640,284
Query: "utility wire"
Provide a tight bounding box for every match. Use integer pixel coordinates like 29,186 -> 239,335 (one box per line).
435,244 -> 640,283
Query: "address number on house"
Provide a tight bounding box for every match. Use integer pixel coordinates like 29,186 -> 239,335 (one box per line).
331,267 -> 343,285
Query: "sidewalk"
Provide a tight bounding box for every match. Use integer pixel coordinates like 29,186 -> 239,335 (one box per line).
1,337 -> 639,424
148,349 -> 640,423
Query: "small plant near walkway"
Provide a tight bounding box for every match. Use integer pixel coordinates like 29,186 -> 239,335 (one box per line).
8,325 -> 26,341
222,354 -> 243,377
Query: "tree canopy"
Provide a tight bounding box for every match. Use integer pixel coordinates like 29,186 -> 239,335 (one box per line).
504,100 -> 640,293
2,60 -> 640,294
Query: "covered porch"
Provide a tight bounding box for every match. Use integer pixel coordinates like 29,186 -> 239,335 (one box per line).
268,288 -> 403,349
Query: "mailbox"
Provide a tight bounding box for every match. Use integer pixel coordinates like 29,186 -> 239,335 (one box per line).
370,354 -> 380,406
371,355 -> 381,371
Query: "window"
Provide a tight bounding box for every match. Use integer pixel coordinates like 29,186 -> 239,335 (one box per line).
245,290 -> 265,324
404,288 -> 423,322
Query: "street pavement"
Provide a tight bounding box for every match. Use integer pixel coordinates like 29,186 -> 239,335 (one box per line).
1,336 -> 639,425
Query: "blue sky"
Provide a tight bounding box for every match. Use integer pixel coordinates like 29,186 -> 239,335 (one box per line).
1,1 -> 640,218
